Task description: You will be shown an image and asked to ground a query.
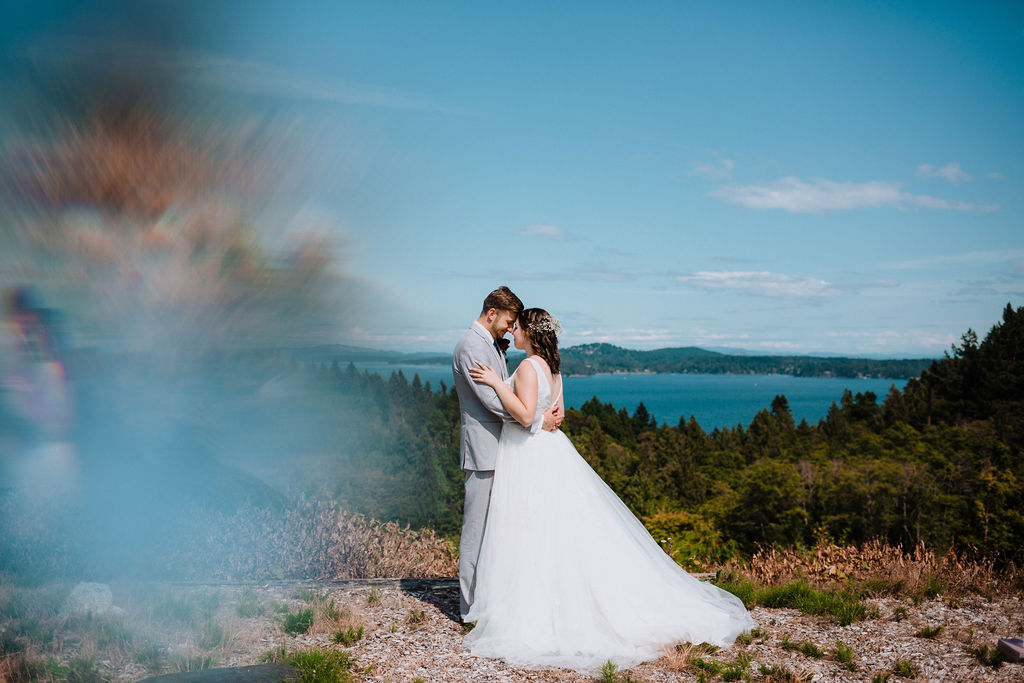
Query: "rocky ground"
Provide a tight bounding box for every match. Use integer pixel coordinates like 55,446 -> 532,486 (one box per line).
19,578 -> 1024,682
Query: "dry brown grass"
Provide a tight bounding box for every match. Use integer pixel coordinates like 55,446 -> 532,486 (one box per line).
307,594 -> 363,637
166,499 -> 459,581
660,641 -> 697,671
1,495 -> 457,583
723,540 -> 1019,597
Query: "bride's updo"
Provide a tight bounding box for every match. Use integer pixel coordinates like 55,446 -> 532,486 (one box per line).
519,308 -> 561,374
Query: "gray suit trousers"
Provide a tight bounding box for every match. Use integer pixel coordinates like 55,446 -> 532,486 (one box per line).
459,469 -> 494,619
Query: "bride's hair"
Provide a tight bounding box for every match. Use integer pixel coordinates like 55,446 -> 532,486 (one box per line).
519,308 -> 561,374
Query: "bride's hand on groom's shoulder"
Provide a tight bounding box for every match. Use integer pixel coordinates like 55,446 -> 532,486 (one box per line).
469,360 -> 500,388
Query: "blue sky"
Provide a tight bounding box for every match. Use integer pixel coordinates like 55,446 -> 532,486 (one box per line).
4,1 -> 1023,356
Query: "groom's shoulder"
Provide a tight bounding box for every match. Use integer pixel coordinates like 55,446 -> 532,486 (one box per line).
455,324 -> 485,346
453,325 -> 477,354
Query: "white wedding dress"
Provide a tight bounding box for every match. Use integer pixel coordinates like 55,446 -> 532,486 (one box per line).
464,356 -> 754,672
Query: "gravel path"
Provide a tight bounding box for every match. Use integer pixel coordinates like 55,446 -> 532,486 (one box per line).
84,580 -> 1024,682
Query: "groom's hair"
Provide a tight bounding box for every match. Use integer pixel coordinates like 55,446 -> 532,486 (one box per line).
481,286 -> 524,316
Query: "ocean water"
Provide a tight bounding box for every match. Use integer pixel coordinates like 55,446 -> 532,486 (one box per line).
353,362 -> 907,430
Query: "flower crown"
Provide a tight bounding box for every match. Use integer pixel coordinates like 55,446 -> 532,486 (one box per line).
527,316 -> 561,335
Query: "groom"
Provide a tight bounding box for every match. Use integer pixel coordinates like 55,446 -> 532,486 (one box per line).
452,286 -> 562,620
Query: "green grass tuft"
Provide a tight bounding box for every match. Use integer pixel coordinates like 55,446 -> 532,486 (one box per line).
690,656 -> 723,675
834,640 -> 856,671
332,625 -> 364,646
781,635 -> 824,658
599,659 -> 618,683
759,663 -> 798,681
197,619 -> 231,650
715,573 -> 869,625
893,659 -> 917,678
721,651 -> 751,681
235,588 -> 265,618
968,644 -> 1010,668
405,608 -> 426,630
293,587 -> 328,604
170,653 -> 216,672
914,625 -> 944,639
265,646 -> 355,683
134,643 -> 163,673
282,608 -> 315,636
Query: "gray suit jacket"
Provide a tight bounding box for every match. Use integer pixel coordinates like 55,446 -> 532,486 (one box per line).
453,322 -> 539,471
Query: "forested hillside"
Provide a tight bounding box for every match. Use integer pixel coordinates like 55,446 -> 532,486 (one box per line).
559,343 -> 933,379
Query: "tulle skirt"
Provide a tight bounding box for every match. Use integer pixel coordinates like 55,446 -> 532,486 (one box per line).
464,424 -> 754,672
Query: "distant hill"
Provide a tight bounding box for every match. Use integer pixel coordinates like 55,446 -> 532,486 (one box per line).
560,343 -> 933,379
296,341 -> 934,380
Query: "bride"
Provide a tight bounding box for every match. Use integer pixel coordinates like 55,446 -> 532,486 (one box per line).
464,308 -> 754,672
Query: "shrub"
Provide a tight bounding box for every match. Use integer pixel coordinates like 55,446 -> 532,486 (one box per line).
642,511 -> 741,571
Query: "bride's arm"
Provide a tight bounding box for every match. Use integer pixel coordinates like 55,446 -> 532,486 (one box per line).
469,359 -> 537,427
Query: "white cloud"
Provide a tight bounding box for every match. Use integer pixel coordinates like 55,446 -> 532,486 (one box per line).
917,162 -> 971,184
676,271 -> 841,298
515,224 -> 568,240
711,176 -> 997,214
689,159 -> 735,181
987,172 -> 1006,181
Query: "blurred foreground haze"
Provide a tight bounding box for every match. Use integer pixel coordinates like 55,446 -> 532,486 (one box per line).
0,3 -> 405,579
